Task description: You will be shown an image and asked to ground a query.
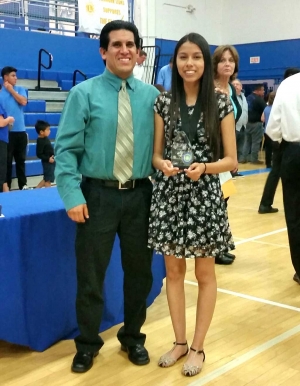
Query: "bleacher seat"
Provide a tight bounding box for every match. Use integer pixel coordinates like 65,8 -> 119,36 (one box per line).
59,79 -> 85,91
26,126 -> 58,140
25,113 -> 61,126
24,100 -> 46,113
13,160 -> 43,177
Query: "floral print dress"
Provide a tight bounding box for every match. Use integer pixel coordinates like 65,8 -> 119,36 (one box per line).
148,92 -> 235,259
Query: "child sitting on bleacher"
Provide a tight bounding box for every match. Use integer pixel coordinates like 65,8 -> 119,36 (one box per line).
35,120 -> 55,188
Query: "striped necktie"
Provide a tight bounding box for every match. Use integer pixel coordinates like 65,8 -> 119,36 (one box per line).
113,80 -> 134,184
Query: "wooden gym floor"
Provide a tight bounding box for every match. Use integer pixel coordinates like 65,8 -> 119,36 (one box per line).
1,162 -> 299,386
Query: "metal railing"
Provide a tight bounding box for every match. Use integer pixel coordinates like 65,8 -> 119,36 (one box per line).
142,45 -> 161,85
36,48 -> 53,90
72,69 -> 87,87
0,0 -> 78,35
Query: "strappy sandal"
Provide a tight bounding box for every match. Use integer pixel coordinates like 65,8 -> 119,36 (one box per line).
182,348 -> 205,377
158,342 -> 189,368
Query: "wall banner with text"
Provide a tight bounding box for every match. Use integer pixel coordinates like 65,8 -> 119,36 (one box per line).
78,0 -> 129,34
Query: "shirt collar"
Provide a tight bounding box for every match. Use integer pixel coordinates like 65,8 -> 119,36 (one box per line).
102,68 -> 135,92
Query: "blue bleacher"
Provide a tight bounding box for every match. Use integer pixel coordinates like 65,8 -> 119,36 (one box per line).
25,112 -> 61,126
26,126 -> 57,140
24,100 -> 46,113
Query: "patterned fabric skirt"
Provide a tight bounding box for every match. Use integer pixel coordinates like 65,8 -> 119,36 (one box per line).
148,171 -> 235,258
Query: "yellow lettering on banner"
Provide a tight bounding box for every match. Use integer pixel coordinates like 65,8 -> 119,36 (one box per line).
103,7 -> 121,15
101,0 -> 115,3
100,17 -> 108,24
116,0 -> 124,4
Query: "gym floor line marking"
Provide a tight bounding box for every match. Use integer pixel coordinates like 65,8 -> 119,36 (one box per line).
234,228 -> 287,246
185,281 -> 300,313
187,324 -> 300,385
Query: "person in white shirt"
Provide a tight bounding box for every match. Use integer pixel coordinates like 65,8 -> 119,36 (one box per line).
266,71 -> 300,285
133,50 -> 147,81
231,79 -> 248,162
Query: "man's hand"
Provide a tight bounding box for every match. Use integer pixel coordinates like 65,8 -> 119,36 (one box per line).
3,81 -> 13,93
185,163 -> 205,181
67,204 -> 89,223
160,159 -> 180,177
7,116 -> 15,125
49,156 -> 55,163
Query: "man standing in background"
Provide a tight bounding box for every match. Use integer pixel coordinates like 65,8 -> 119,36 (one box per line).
0,66 -> 28,190
133,49 -> 147,81
240,84 -> 266,165
232,79 -> 248,162
156,56 -> 173,91
266,72 -> 300,285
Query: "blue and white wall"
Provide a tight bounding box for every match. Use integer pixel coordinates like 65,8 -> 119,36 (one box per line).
149,0 -> 300,80
0,0 -> 299,80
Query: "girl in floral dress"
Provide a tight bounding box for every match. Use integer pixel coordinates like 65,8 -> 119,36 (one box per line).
148,33 -> 237,377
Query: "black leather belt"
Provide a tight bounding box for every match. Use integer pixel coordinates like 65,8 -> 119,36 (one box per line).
85,177 -> 147,189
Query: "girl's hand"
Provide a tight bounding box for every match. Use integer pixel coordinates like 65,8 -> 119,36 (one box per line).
185,163 -> 206,181
160,159 -> 180,177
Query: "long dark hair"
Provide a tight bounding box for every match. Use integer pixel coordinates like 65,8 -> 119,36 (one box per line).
169,33 -> 220,160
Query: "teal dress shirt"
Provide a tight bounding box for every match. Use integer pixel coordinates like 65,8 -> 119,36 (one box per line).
55,69 -> 160,211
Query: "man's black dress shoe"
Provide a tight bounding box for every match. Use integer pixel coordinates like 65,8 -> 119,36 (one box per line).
215,255 -> 234,265
258,205 -> 279,214
71,351 -> 99,373
293,273 -> 300,285
121,344 -> 150,365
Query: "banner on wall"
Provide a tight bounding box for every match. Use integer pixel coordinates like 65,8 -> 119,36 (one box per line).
78,0 -> 129,34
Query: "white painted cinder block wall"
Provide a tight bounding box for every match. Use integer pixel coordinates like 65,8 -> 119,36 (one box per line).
136,0 -> 300,45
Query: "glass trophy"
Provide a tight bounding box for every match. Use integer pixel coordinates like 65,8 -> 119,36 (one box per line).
171,131 -> 194,169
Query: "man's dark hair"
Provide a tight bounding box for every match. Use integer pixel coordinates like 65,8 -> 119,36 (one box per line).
253,83 -> 264,91
283,67 -> 300,79
35,120 -> 50,135
99,20 -> 140,50
1,66 -> 17,79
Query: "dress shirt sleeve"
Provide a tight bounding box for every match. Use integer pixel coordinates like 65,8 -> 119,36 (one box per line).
266,93 -> 282,142
55,87 -> 89,211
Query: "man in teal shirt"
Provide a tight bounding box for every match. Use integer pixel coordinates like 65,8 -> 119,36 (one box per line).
55,20 -> 159,373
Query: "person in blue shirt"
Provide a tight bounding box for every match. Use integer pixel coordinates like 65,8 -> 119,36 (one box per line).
0,66 -> 28,190
55,20 -> 159,374
0,100 -> 14,193
156,57 -> 173,91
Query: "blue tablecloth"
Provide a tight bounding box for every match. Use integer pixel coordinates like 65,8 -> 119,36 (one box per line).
0,188 -> 166,351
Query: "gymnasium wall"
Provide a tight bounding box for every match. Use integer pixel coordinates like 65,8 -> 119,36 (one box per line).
0,28 -> 104,75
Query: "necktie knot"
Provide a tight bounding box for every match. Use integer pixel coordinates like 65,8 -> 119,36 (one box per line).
121,80 -> 127,92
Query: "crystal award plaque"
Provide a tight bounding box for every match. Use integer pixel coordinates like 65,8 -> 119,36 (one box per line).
171,131 -> 194,169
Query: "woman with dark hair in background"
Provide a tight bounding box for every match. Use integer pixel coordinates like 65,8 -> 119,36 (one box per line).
148,33 -> 236,377
212,45 -> 242,265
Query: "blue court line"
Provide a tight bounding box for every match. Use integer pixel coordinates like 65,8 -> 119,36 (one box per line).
239,168 -> 270,176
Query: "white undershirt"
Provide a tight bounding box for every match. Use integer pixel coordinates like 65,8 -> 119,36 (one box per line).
133,64 -> 144,81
